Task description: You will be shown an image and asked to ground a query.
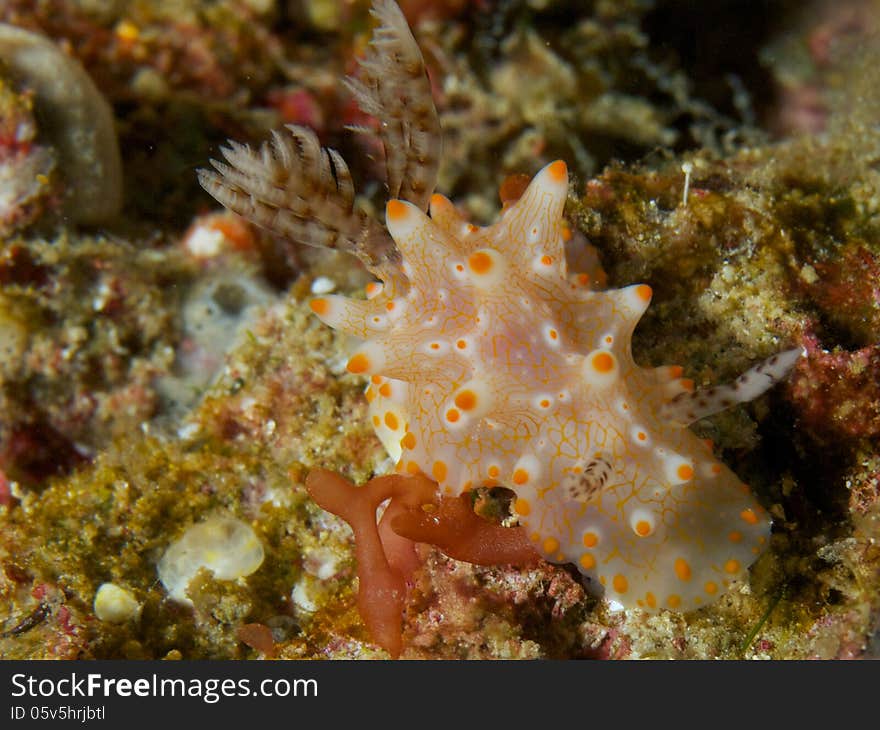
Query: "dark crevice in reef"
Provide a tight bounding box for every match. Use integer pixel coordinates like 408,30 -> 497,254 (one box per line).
643,0 -> 795,132
753,394 -> 852,530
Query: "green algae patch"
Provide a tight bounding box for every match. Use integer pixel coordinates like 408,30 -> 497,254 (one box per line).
0,292 -> 387,659
0,235 -> 194,474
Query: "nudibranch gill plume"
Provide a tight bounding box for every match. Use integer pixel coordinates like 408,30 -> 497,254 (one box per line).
309,160 -> 801,612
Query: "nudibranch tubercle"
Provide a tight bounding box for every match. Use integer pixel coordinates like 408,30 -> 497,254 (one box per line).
310,160 -> 798,612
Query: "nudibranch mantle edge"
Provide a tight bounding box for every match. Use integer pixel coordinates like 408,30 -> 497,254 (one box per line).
310,159 -> 799,613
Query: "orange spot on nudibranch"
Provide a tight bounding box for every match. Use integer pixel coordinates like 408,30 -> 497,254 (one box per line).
309,298 -> 330,316
740,508 -> 759,525
347,353 -> 370,374
540,255 -> 553,266
547,160 -> 567,181
636,284 -> 652,302
728,531 -> 743,543
401,432 -> 417,450
582,532 -> 599,548
612,574 -> 628,594
674,558 -> 692,582
432,461 -> 448,482
454,390 -> 478,411
576,273 -> 590,287
468,251 -> 493,275
724,559 -> 741,574
445,408 -> 460,423
513,497 -> 532,517
406,461 -> 421,475
680,378 -> 695,392
512,468 -> 529,485
456,339 -> 467,349
384,412 -> 399,430
543,537 -> 560,554
580,553 -> 596,570
667,594 -> 682,609
386,200 -> 408,221
635,520 -> 652,537
379,383 -> 392,397
676,464 -> 694,481
487,465 -> 500,479
704,581 -> 718,595
592,352 -> 615,373
514,498 -> 531,516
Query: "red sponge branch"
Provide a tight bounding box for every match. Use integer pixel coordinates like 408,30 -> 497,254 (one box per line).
304,469 -> 540,657
305,469 -> 436,657
391,493 -> 539,567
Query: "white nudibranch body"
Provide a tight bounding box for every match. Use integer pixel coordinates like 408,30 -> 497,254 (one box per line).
158,516 -> 264,604
310,160 -> 798,612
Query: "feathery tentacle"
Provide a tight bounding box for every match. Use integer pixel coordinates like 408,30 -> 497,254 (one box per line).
344,0 -> 441,211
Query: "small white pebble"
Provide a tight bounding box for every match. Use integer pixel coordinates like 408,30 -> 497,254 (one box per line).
176,421 -> 201,440
93,582 -> 141,623
91,280 -> 113,312
185,225 -> 225,258
311,276 -> 337,295
291,580 -> 319,613
800,264 -> 819,284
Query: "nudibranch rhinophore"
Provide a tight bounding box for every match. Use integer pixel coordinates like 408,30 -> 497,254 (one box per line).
310,160 -> 801,613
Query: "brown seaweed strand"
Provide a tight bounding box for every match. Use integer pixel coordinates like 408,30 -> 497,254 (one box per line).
344,0 -> 440,211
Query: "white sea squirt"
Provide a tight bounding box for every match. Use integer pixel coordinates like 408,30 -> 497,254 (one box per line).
158,515 -> 264,604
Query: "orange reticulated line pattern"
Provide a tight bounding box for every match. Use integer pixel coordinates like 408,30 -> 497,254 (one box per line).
308,159 -> 773,615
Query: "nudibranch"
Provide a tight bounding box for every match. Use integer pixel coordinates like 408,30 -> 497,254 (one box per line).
310,160 -> 801,612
